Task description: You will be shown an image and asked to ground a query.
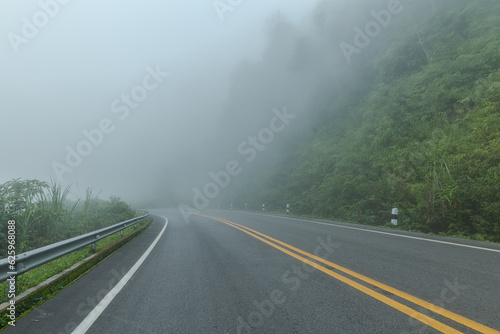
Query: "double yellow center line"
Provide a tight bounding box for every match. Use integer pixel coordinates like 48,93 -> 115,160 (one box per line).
198,214 -> 500,334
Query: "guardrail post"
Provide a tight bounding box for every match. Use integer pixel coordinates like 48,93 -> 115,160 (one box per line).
91,243 -> 96,253
134,223 -> 137,230
120,230 -> 124,237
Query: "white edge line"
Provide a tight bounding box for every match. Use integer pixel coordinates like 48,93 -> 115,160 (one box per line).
72,215 -> 168,334
237,211 -> 500,254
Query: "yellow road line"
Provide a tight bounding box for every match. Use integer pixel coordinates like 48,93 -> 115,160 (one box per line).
219,217 -> 500,334
199,214 -> 500,334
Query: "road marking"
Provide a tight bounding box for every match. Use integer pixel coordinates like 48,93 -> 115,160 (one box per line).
72,216 -> 168,334
199,214 -> 500,334
219,217 -> 499,334
237,211 -> 500,253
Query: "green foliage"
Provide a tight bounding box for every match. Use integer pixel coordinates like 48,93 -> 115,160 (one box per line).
0,179 -> 136,256
219,0 -> 500,241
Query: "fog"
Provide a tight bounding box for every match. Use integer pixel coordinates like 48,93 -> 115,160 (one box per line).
1,0 -> 425,208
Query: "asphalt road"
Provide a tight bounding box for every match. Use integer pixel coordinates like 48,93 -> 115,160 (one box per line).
4,209 -> 500,333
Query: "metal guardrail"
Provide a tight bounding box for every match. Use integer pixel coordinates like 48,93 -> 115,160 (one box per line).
0,214 -> 150,282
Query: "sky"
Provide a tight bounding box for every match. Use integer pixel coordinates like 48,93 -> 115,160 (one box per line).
0,0 -> 321,203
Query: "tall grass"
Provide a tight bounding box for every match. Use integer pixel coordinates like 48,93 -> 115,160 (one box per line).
0,178 -> 136,257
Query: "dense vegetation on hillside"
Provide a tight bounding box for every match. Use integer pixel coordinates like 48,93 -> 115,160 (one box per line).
215,0 -> 500,241
0,179 -> 136,255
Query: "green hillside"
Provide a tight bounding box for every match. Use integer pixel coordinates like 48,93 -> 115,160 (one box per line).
214,0 -> 500,241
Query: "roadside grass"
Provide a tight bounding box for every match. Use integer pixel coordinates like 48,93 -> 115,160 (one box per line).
0,219 -> 148,304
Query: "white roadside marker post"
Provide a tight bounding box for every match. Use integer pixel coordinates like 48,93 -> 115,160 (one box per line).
391,208 -> 398,226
